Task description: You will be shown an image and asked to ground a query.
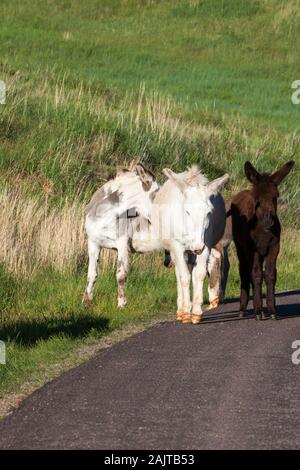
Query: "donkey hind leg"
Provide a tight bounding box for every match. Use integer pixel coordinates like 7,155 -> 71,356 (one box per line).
207,247 -> 223,310
117,242 -> 129,308
191,248 -> 210,324
83,240 -> 101,305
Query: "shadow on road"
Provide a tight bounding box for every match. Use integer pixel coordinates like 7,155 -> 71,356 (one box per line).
0,314 -> 110,346
276,289 -> 300,297
201,310 -> 253,324
277,302 -> 300,319
201,290 -> 300,324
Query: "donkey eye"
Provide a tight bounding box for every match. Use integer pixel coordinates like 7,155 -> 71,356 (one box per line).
255,201 -> 260,209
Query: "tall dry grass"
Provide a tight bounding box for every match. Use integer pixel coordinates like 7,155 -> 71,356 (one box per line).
0,187 -> 86,275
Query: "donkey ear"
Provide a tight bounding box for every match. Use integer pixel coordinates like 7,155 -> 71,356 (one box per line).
135,163 -> 155,191
244,161 -> 261,184
163,168 -> 186,192
270,161 -> 295,186
207,173 -> 229,195
162,168 -> 175,180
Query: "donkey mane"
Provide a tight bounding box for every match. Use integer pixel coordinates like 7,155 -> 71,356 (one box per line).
183,165 -> 209,187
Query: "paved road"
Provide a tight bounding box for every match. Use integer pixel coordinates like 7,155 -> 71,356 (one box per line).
0,291 -> 299,450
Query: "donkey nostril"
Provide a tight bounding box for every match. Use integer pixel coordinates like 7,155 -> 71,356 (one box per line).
263,214 -> 274,227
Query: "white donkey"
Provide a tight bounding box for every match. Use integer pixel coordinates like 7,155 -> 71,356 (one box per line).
84,164 -> 228,325
163,199 -> 232,310
83,163 -> 159,306
129,166 -> 229,324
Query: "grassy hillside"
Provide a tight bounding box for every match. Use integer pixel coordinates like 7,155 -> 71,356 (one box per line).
0,0 -> 299,402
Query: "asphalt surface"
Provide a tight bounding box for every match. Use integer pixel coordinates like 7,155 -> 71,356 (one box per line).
0,291 -> 299,450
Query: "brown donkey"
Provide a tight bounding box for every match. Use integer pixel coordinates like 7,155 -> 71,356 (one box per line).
231,160 -> 295,320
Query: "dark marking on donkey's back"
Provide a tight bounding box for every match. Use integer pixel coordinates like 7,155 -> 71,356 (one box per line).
231,160 -> 295,320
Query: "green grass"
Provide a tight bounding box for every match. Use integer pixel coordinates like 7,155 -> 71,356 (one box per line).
1,0 -> 300,129
0,0 -> 299,402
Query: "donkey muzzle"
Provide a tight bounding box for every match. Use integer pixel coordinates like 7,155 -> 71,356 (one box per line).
163,251 -> 175,268
193,246 -> 205,256
262,214 -> 274,229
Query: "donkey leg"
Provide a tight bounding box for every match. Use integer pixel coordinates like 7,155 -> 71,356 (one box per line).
116,242 -> 129,308
172,246 -> 192,323
192,248 -> 209,324
174,265 -> 184,321
83,240 -> 101,305
237,248 -> 251,317
221,246 -> 230,302
251,252 -> 264,320
207,247 -> 222,309
264,243 -> 279,320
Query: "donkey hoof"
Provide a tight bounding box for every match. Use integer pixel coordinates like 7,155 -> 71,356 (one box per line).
261,312 -> 268,320
191,314 -> 202,325
118,299 -> 127,308
176,311 -> 184,321
239,311 -> 245,318
271,313 -> 277,320
82,292 -> 92,306
207,298 -> 220,310
181,313 -> 192,324
256,313 -> 262,321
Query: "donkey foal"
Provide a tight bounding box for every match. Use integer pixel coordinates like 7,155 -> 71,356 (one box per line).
231,160 -> 295,320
